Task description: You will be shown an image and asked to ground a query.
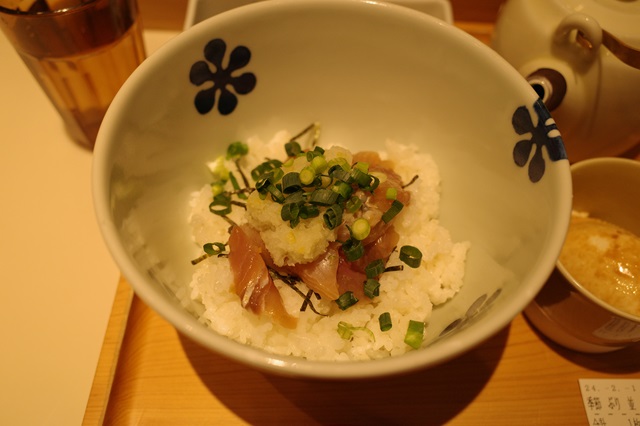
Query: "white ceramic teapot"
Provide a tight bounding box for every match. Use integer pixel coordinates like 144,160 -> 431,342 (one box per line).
492,0 -> 640,162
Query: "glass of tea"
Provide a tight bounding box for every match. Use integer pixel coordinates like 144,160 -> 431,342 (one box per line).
0,0 -> 146,149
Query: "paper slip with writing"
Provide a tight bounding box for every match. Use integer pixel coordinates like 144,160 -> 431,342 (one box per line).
579,379 -> 640,426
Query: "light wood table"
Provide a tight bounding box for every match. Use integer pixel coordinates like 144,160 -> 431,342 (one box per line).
82,20 -> 640,426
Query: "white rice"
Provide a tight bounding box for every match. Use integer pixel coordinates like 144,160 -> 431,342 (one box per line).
188,130 -> 470,361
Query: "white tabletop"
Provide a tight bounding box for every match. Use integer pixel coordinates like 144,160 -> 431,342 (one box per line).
0,29 -> 178,426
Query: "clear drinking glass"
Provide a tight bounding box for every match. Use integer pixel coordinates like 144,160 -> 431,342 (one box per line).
0,0 -> 146,149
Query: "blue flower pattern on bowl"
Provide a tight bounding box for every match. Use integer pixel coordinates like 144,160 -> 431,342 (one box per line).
190,39 -> 257,116
512,99 -> 567,183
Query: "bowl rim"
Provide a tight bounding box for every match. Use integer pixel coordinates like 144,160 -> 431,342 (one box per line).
93,0 -> 573,379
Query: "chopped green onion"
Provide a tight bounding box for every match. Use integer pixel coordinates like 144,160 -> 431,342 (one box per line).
191,242 -> 227,265
332,181 -> 352,200
354,162 -> 369,173
309,189 -> 339,206
337,322 -> 354,339
317,175 -> 332,188
208,157 -> 229,181
349,167 -> 371,187
211,182 -> 225,197
327,157 -> 350,172
203,242 -> 226,256
255,176 -> 273,195
209,193 -> 232,216
228,171 -> 247,199
335,292 -> 358,310
285,140 -> 302,157
226,141 -> 249,159
399,245 -> 423,268
251,159 -> 282,181
363,279 -> 380,299
386,187 -> 398,200
299,204 -> 320,219
379,312 -> 392,332
310,155 -> 328,173
299,166 -> 316,186
267,184 -> 285,203
362,174 -> 380,192
345,195 -> 363,213
365,259 -> 385,279
323,204 -> 343,230
282,157 -> 294,168
329,167 -> 351,182
404,320 -> 425,349
337,321 -> 375,342
342,238 -> 364,261
351,218 -> 370,241
270,167 -> 284,183
282,172 -> 302,194
381,200 -> 404,223
281,202 -> 300,222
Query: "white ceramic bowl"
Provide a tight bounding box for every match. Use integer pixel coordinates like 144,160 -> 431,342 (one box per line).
93,0 -> 572,379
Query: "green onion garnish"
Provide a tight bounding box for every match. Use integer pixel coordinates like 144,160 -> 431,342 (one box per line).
266,183 -> 285,203
365,259 -> 385,279
228,171 -> 247,199
310,155 -> 328,173
251,159 -> 282,181
327,157 -> 350,173
381,199 -> 404,223
342,238 -> 364,261
309,189 -> 339,206
285,140 -> 302,157
363,279 -> 380,299
349,167 -> 371,188
345,196 -> 363,213
399,245 -> 423,268
203,242 -> 226,256
335,291 -> 358,310
209,193 -> 232,216
354,162 -> 369,173
332,181 -> 353,200
299,204 -> 320,219
323,204 -> 343,230
329,166 -> 350,182
337,321 -> 375,342
386,187 -> 398,200
362,174 -> 380,192
299,166 -> 316,186
404,320 -> 425,349
191,242 -> 228,265
351,218 -> 370,241
211,182 -> 224,197
226,141 -> 248,159
379,312 -> 392,332
281,202 -> 300,222
282,172 -> 302,194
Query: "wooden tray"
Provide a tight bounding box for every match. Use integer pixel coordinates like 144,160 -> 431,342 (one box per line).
83,277 -> 640,425
82,22 -> 640,425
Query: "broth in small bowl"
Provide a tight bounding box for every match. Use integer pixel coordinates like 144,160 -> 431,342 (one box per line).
525,158 -> 640,353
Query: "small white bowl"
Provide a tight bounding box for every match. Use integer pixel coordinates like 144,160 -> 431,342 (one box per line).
93,0 -> 572,379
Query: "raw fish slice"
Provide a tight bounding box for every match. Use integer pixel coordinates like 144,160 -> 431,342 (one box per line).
336,256 -> 368,301
287,244 -> 341,300
228,225 -> 297,328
